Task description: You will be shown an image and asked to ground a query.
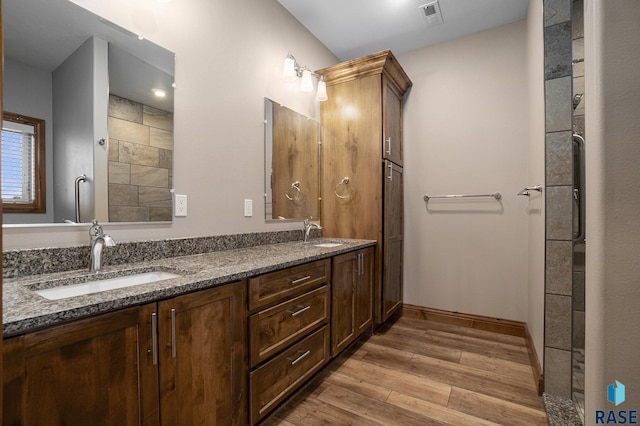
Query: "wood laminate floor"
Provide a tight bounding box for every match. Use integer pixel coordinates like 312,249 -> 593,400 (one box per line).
262,316 -> 548,426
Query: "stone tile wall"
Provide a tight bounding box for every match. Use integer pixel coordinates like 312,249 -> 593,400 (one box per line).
543,0 -> 575,398
107,95 -> 173,222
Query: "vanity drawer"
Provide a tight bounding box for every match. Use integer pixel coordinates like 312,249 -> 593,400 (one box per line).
248,259 -> 330,310
249,285 -> 329,367
249,325 -> 330,425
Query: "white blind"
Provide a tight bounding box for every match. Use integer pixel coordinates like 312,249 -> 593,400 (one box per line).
2,120 -> 36,203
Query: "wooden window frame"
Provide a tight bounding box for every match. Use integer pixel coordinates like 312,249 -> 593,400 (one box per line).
2,111 -> 46,213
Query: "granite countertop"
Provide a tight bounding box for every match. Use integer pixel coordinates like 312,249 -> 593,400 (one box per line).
3,238 -> 376,338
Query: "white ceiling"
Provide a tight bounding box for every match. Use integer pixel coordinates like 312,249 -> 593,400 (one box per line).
277,0 -> 529,61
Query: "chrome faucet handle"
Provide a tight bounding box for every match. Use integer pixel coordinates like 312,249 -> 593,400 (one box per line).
89,219 -> 103,238
89,220 -> 116,244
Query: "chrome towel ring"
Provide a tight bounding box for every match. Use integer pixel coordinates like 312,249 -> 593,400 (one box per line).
285,181 -> 303,202
334,177 -> 354,200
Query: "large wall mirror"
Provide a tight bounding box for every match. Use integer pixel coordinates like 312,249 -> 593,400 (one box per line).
2,0 -> 175,225
264,98 -> 320,221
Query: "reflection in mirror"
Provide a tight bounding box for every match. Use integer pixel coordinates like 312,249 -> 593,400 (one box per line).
264,98 -> 320,221
2,0 -> 175,225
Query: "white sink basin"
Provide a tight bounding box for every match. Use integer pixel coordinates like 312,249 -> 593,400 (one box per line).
313,241 -> 344,248
34,271 -> 181,300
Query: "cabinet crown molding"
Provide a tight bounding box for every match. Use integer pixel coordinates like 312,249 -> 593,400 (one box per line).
316,50 -> 412,94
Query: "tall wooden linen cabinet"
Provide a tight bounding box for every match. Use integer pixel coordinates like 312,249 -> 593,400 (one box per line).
317,50 -> 412,325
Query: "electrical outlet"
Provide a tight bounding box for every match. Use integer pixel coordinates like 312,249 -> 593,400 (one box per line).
244,199 -> 253,217
175,194 -> 187,217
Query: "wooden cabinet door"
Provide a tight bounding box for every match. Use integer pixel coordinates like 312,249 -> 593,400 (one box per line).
354,247 -> 374,335
158,281 -> 247,426
320,74 -> 383,241
331,251 -> 356,356
332,248 -> 374,356
383,161 -> 404,322
3,304 -> 159,425
383,78 -> 403,166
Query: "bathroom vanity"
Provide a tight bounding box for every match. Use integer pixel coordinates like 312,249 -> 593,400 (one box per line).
2,238 -> 375,425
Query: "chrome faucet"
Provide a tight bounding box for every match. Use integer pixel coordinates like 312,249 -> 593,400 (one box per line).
89,220 -> 116,273
303,218 -> 322,243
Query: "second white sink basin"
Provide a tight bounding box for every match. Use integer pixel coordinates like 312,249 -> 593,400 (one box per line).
34,270 -> 182,300
313,241 -> 344,248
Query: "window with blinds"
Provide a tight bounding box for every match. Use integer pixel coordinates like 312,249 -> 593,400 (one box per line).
1,112 -> 46,213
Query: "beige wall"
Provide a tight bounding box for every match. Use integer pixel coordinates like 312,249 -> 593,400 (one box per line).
398,20 -> 530,322
3,0 -> 337,249
585,0 -> 640,418
526,0 -> 546,366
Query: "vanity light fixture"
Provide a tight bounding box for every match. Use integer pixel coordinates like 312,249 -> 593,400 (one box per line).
299,69 -> 314,93
283,55 -> 298,83
282,53 -> 328,102
152,88 -> 167,98
315,76 -> 328,102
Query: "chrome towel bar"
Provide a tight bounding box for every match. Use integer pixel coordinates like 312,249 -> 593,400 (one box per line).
423,192 -> 502,201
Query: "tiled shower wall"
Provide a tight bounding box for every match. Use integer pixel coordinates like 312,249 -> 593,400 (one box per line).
107,95 -> 174,222
543,0 -> 579,398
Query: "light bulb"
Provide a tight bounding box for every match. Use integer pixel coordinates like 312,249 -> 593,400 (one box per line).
300,69 -> 313,92
283,56 -> 297,82
315,77 -> 328,102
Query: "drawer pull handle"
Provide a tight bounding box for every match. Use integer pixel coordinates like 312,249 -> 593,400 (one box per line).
290,275 -> 311,284
287,305 -> 311,317
287,349 -> 311,365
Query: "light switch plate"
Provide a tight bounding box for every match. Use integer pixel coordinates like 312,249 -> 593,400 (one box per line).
244,199 -> 253,217
175,194 -> 187,217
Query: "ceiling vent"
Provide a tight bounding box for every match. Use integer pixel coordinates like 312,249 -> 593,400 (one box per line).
419,1 -> 444,27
